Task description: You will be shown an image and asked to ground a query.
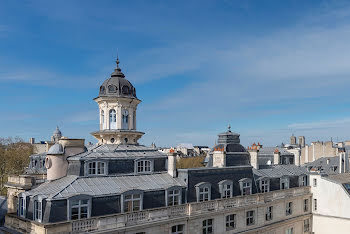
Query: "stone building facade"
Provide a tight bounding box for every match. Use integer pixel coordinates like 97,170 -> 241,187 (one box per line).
4,58 -> 312,234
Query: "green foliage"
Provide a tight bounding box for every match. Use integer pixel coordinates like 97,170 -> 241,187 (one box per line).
0,137 -> 33,195
177,156 -> 206,169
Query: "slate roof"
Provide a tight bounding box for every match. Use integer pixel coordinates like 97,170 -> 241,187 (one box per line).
303,156 -> 339,174
322,173 -> 350,184
68,144 -> 167,160
26,173 -> 185,200
258,147 -> 294,156
253,165 -> 308,179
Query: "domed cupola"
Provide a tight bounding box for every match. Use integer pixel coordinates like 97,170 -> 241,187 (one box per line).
92,57 -> 144,145
98,57 -> 137,98
210,125 -> 250,167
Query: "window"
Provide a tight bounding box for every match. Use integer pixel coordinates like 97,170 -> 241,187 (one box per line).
266,206 -> 273,221
70,199 -> 89,220
286,202 -> 293,215
299,175 -> 307,186
246,210 -> 255,226
202,219 -> 213,234
171,224 -> 184,234
100,86 -> 105,94
199,187 -> 210,202
314,199 -> 317,211
137,160 -> 152,173
304,199 -> 309,212
122,85 -> 130,94
18,195 -> 26,218
123,192 -> 142,212
195,182 -> 211,202
167,188 -> 181,206
122,109 -> 129,129
87,161 -> 106,175
108,85 -> 117,92
313,178 -> 317,187
239,178 -> 252,195
109,109 -> 116,129
304,219 -> 310,232
226,214 -> 236,230
101,110 -> 105,129
286,227 -> 294,234
34,200 -> 42,222
280,177 -> 289,190
218,180 -> 233,198
260,179 -> 270,193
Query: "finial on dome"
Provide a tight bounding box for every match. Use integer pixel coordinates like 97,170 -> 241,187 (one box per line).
228,124 -> 231,132
116,54 -> 120,68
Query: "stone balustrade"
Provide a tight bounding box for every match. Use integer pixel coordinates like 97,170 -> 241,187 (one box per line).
5,186 -> 311,234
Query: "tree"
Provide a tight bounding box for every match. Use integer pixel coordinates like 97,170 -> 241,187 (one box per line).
0,137 -> 32,195
177,156 -> 206,169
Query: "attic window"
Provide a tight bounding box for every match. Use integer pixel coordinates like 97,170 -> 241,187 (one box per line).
122,85 -> 130,94
108,85 -> 117,93
100,86 -> 105,94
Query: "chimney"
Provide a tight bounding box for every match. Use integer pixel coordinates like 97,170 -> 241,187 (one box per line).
29,138 -> 35,144
339,148 -> 349,173
168,148 -> 177,177
273,148 -> 280,165
212,146 -> 226,168
248,148 -> 259,169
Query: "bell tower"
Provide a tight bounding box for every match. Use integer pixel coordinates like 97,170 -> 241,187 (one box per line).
91,57 -> 144,145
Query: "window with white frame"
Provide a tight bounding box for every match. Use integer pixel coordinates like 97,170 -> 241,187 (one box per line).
304,199 -> 309,212
266,206 -> 273,221
87,161 -> 106,175
167,188 -> 181,206
299,175 -> 307,186
171,224 -> 184,234
109,109 -> 116,129
286,202 -> 293,215
280,177 -> 290,190
202,219 -> 213,234
18,195 -> 26,218
246,210 -> 255,226
240,178 -> 252,195
34,199 -> 42,222
137,160 -> 152,173
218,180 -> 233,198
195,182 -> 211,202
70,199 -> 89,220
260,179 -> 270,193
226,214 -> 236,230
304,219 -> 310,232
286,227 -> 294,234
123,192 -> 142,212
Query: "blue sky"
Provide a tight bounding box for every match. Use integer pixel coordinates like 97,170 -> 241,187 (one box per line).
2,0 -> 350,147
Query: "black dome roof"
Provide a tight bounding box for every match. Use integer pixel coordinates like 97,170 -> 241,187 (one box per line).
98,58 -> 137,99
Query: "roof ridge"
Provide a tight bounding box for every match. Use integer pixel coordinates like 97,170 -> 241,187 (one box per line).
51,176 -> 79,199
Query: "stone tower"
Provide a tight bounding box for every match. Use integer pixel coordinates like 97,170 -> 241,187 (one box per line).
290,134 -> 296,145
91,57 -> 144,145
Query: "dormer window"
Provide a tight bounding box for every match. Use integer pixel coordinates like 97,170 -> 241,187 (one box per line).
218,180 -> 233,198
18,194 -> 26,218
135,159 -> 153,173
260,179 -> 270,193
195,182 -> 211,202
122,85 -> 130,94
33,196 -> 44,222
87,161 -> 106,175
239,178 -> 252,195
108,85 -> 117,93
280,176 -> 290,190
68,195 -> 91,220
299,175 -> 307,186
100,86 -> 105,94
166,187 -> 182,206
121,190 -> 143,212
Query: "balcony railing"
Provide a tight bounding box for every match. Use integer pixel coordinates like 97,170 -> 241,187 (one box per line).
5,186 -> 310,233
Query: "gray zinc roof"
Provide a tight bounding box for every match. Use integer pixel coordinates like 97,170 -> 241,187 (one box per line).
258,147 -> 294,156
26,173 -> 185,200
304,156 -> 340,174
68,144 -> 167,160
253,165 -> 308,178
